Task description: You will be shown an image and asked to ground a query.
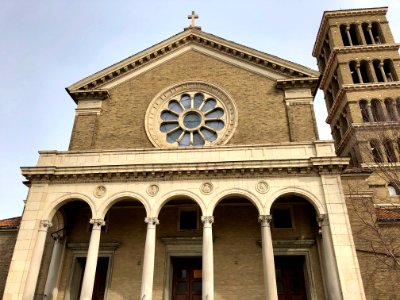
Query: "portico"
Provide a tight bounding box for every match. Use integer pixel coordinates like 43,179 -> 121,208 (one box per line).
4,141 -> 365,300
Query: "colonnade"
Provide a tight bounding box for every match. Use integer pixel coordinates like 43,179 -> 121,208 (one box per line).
22,213 -> 341,300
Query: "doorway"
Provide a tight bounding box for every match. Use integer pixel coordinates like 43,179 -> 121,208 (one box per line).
171,257 -> 202,300
275,256 -> 308,300
69,256 -> 109,300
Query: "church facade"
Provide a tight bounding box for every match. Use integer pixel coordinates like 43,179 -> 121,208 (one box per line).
4,7 -> 400,300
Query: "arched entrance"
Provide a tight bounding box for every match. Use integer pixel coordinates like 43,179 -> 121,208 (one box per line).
270,195 -> 324,300
213,196 -> 263,300
156,197 -> 204,300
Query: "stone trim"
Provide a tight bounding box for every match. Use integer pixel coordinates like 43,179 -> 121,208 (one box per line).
326,82 -> 400,124
67,30 -> 318,94
276,78 -> 319,95
319,44 -> 400,90
313,7 -> 388,57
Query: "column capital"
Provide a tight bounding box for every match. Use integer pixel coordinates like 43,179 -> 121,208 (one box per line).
39,220 -> 53,231
201,216 -> 214,225
258,215 -> 272,226
317,214 -> 329,235
90,218 -> 105,230
145,217 -> 159,225
51,228 -> 65,241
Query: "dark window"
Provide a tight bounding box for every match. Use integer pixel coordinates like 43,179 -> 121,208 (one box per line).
179,210 -> 198,230
370,140 -> 383,163
340,24 -> 350,46
272,208 -> 293,228
371,99 -> 384,122
359,100 -> 370,122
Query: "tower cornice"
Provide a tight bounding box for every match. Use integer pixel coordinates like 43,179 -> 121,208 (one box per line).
313,7 -> 388,58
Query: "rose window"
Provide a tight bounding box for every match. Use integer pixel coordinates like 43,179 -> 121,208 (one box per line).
145,81 -> 237,148
159,93 -> 225,146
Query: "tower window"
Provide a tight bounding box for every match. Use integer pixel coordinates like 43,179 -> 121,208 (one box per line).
359,100 -> 370,122
383,139 -> 397,163
371,99 -> 384,122
385,99 -> 396,121
370,140 -> 383,163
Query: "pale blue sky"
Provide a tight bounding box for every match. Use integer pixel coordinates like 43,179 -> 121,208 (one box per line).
1,0 -> 399,219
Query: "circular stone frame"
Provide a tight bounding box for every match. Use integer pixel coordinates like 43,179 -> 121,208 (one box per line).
145,81 -> 238,148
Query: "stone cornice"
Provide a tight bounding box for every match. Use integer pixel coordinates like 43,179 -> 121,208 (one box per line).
67,30 -> 318,96
21,142 -> 347,184
326,82 -> 400,123
68,89 -> 110,103
276,77 -> 320,96
313,7 -> 388,57
336,122 -> 400,155
21,158 -> 348,184
319,44 -> 400,90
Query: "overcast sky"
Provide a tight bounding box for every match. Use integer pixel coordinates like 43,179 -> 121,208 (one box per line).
1,0 -> 399,219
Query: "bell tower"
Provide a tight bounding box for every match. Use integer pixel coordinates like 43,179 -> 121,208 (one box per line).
313,7 -> 400,166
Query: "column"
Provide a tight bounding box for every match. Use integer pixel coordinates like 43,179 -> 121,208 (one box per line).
140,217 -> 159,300
355,63 -> 363,83
44,229 -> 65,300
23,220 -> 53,300
202,216 -> 214,300
259,215 -> 278,300
357,23 -> 367,45
391,101 -> 399,120
379,62 -> 388,82
79,218 -> 105,300
318,215 -> 343,300
367,24 -> 375,44
366,102 -> 374,121
345,26 -> 353,46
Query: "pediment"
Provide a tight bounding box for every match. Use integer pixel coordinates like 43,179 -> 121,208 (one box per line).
67,29 -> 319,102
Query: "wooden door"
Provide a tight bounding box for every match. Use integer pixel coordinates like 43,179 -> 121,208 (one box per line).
275,256 -> 308,300
172,257 -> 202,300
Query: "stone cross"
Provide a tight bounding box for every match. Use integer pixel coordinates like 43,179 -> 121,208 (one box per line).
188,11 -> 198,27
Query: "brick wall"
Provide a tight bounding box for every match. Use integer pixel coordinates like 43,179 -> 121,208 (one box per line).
0,230 -> 18,297
69,51 -> 311,150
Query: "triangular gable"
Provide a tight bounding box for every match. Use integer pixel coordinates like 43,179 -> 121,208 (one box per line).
67,29 -> 319,102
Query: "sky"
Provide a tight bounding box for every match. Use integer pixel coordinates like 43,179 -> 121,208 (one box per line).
1,0 -> 399,219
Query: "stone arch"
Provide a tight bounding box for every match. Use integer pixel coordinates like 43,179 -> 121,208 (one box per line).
265,187 -> 325,216
209,188 -> 263,215
98,191 -> 150,219
43,193 -> 96,221
154,190 -> 206,217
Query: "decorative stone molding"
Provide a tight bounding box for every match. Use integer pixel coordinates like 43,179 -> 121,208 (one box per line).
255,181 -> 269,194
276,78 -> 319,95
201,216 -> 214,225
39,220 -> 53,231
68,90 -> 109,103
313,7 -> 388,57
50,228 -> 65,241
258,215 -> 272,226
146,184 -> 159,197
145,217 -> 160,225
67,30 -> 318,94
317,214 -> 328,235
93,185 -> 107,198
145,81 -> 238,148
200,182 -> 213,194
90,218 -> 106,230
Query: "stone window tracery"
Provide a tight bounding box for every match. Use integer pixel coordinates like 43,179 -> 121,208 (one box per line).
145,81 -> 237,148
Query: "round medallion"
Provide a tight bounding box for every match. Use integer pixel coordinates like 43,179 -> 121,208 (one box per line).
146,184 -> 159,197
94,185 -> 107,198
256,181 -> 269,194
145,81 -> 238,148
200,182 -> 214,194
